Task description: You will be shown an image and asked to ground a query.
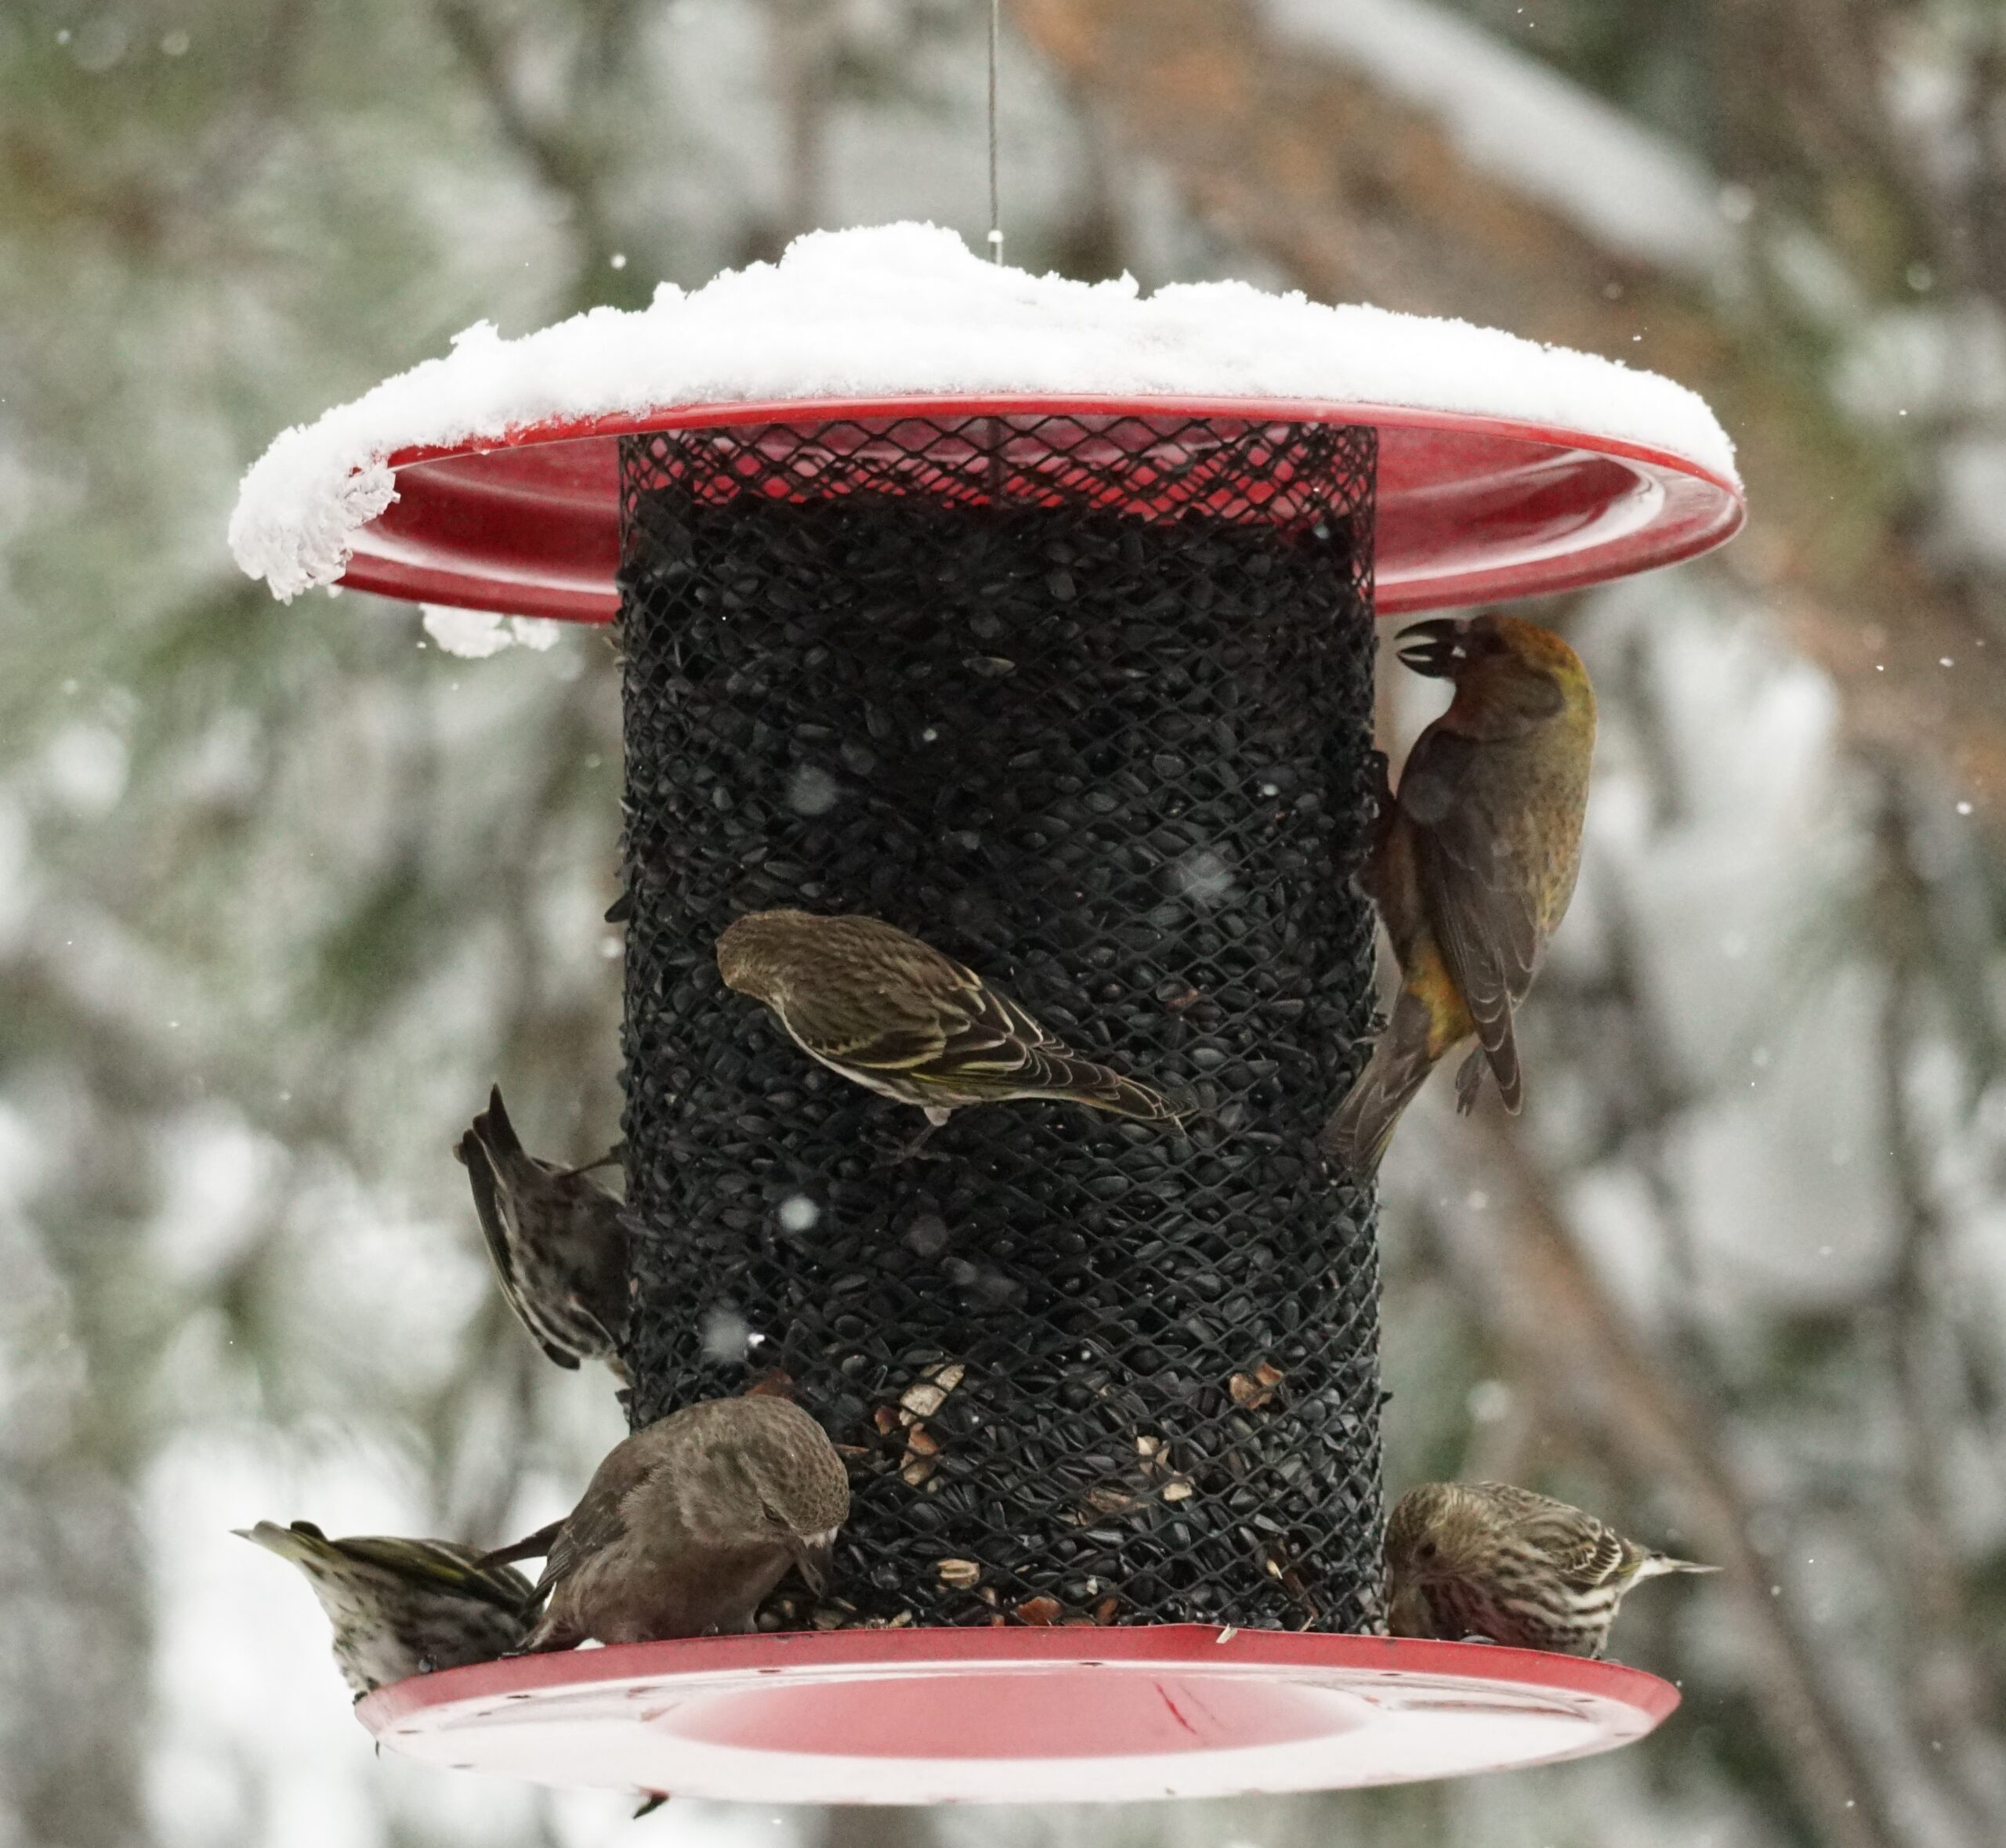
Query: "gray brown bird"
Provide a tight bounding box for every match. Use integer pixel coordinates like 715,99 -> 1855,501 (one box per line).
456,1086 -> 631,1380
1323,614 -> 1596,1176
509,1395 -> 851,1650
716,910 -> 1182,1141
1385,1481 -> 1715,1658
236,1520 -> 534,1697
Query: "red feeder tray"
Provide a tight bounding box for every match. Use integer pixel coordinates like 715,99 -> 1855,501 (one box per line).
335,396 -> 1743,623
360,1627 -> 1675,1805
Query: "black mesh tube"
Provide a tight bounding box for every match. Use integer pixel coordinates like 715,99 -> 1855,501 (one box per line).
617,414 -> 1385,1633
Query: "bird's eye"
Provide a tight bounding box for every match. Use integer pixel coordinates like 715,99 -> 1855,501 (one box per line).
1416,1540 -> 1439,1561
759,1502 -> 788,1528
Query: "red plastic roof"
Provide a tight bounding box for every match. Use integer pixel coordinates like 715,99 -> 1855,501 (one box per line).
336,396 -> 1742,621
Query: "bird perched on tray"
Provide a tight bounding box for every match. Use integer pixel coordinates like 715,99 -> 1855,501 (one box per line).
494,1395 -> 851,1650
717,909 -> 1184,1149
1321,613 -> 1595,1176
236,1520 -> 534,1698
455,1085 -> 631,1381
1385,1481 -> 1715,1659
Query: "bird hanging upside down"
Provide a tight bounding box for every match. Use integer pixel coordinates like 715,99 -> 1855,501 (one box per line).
236,1521 -> 534,1698
1384,1480 -> 1715,1659
717,909 -> 1185,1148
494,1395 -> 851,1650
455,1085 -> 631,1382
1321,613 -> 1595,1177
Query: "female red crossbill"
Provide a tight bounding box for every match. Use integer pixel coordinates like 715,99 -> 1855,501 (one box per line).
717,910 -> 1183,1137
236,1521 -> 534,1697
502,1395 -> 851,1649
1385,1481 -> 1714,1658
455,1086 -> 630,1380
1322,613 -> 1595,1175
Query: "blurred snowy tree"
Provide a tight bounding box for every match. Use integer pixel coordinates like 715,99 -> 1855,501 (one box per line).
4,2 -> 2003,1848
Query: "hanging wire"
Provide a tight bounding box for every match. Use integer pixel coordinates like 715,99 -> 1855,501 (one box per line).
987,0 -> 1004,265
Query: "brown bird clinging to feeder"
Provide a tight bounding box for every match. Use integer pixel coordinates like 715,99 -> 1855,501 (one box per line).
1385,1481 -> 1715,1659
717,909 -> 1186,1151
236,1521 -> 534,1697
501,1395 -> 851,1650
1321,613 -> 1595,1176
455,1085 -> 632,1382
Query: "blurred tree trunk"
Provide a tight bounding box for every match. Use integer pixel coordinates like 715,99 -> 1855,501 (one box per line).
769,0 -> 835,244
818,1806 -> 936,1848
1015,0 -> 2006,834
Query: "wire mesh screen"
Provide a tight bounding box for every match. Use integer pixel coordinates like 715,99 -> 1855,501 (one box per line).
617,414 -> 1385,1633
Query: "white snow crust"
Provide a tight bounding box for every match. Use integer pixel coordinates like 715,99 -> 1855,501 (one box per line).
420,605 -> 564,658
231,222 -> 1739,602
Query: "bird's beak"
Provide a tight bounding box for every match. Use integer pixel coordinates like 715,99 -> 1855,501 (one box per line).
788,1529 -> 838,1594
1396,617 -> 1466,678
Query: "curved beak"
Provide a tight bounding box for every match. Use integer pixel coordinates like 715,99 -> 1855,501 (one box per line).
788,1528 -> 838,1594
1395,617 -> 1466,678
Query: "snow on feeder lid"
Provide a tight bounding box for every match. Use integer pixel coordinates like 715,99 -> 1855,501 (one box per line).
228,222 -> 1743,620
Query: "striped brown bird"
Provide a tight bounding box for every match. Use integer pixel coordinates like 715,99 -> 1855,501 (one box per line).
237,1521 -> 534,1697
1322,614 -> 1595,1176
456,1086 -> 631,1380
505,1395 -> 851,1650
717,910 -> 1183,1142
1385,1481 -> 1715,1658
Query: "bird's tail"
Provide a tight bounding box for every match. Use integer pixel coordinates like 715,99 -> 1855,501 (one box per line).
480,1522 -> 566,1617
459,1084 -> 556,1202
1633,1552 -> 1719,1582
1320,990 -> 1445,1179
478,1517 -> 566,1575
463,1084 -> 524,1163
235,1518 -> 339,1569
1034,1051 -> 1187,1123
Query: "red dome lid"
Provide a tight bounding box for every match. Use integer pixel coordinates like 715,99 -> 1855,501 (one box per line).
333,395 -> 1740,623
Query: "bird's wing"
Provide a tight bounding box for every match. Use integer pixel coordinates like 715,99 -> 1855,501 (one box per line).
910,975 -> 1117,1102
926,980 -> 1061,1079
455,1123 -> 581,1373
1473,1483 -> 1631,1591
334,1535 -> 533,1611
782,940 -> 1042,1080
556,1185 -> 633,1354
1401,730 -> 1540,1110
534,1443 -> 652,1602
1549,1519 -> 1632,1592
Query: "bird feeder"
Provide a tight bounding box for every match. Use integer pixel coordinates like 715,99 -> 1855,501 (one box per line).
232,225 -> 1741,1805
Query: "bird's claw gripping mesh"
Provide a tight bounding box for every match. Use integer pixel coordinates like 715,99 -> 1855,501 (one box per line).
617,414 -> 1385,1633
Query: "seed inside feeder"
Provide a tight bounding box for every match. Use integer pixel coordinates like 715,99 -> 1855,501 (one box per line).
618,419 -> 1385,1632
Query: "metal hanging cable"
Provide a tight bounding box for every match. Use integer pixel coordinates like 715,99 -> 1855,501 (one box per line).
987,0 -> 1003,265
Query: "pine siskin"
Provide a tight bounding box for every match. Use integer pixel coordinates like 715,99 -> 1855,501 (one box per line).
1323,615 -> 1595,1175
456,1085 -> 631,1380
505,1395 -> 851,1650
716,910 -> 1183,1140
237,1521 -> 534,1698
1385,1481 -> 1715,1658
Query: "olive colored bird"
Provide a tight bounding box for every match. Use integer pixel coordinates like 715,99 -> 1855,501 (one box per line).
1322,613 -> 1595,1176
1385,1481 -> 1715,1658
716,910 -> 1183,1136
504,1395 -> 851,1650
456,1085 -> 631,1381
236,1520 -> 534,1698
